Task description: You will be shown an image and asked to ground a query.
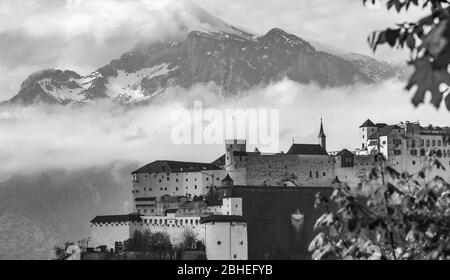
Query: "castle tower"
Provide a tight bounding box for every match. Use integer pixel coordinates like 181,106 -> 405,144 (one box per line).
359,119 -> 377,149
318,118 -> 326,151
225,139 -> 247,167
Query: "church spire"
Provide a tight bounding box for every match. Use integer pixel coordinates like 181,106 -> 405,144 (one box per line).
318,118 -> 326,138
318,118 -> 326,151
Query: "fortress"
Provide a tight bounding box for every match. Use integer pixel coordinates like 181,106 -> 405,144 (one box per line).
89,119 -> 450,259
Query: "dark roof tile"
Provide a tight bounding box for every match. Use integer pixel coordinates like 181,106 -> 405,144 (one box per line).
287,144 -> 328,155
368,125 -> 402,140
360,119 -> 376,128
132,161 -> 223,175
90,213 -> 142,224
200,215 -> 246,224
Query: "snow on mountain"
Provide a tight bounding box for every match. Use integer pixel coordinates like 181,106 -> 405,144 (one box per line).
342,53 -> 410,83
6,1 -> 408,106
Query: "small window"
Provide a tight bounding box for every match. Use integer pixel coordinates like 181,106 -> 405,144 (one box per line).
217,241 -> 221,245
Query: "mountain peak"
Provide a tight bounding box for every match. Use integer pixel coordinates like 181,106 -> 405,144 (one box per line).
166,0 -> 255,40
262,28 -> 315,51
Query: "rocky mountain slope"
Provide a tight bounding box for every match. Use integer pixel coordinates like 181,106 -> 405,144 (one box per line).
6,0 -> 406,105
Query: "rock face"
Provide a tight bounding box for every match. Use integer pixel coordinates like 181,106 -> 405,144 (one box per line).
6,0 -> 406,105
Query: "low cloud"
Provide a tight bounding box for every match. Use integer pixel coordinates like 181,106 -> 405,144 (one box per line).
0,79 -> 447,181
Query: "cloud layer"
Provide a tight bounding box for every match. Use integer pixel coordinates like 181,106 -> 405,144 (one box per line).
0,79 -> 447,181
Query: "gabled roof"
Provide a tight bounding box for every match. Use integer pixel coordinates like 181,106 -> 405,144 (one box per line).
200,215 -> 246,224
376,123 -> 388,129
90,213 -> 142,224
360,119 -> 376,128
336,149 -> 354,157
211,154 -> 225,166
287,144 -> 328,155
222,173 -> 233,183
132,161 -> 223,175
368,125 -> 402,140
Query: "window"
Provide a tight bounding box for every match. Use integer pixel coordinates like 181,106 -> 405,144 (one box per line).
316,171 -> 319,178
420,140 -> 424,146
411,149 -> 417,156
186,179 -> 188,182
176,187 -> 179,191
412,161 -> 416,165
323,172 -> 326,177
159,179 -> 162,183
217,241 -> 221,245
426,140 -> 430,146
437,140 -> 442,146
420,149 -> 426,156
432,140 -> 436,146
394,150 -> 401,155
195,185 -> 198,189
309,171 -> 312,178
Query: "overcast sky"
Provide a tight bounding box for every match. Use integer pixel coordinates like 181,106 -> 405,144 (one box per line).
0,0 -> 447,180
0,0 -> 426,101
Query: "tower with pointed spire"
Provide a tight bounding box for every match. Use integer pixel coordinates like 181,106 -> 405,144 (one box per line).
318,118 -> 326,151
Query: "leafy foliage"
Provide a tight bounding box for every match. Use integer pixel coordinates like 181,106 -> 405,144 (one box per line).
310,152 -> 450,260
124,230 -> 172,252
53,238 -> 89,260
364,0 -> 450,110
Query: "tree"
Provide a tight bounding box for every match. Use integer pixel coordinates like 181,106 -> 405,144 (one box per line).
309,152 -> 450,260
364,0 -> 450,110
53,238 -> 89,260
181,228 -> 198,250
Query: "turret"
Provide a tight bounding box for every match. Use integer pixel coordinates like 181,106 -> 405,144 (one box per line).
359,119 -> 377,149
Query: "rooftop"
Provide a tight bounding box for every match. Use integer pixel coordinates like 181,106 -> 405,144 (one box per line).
368,125 -> 402,140
90,213 -> 143,224
200,215 -> 247,224
287,144 -> 328,155
360,119 -> 376,128
132,160 -> 223,175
